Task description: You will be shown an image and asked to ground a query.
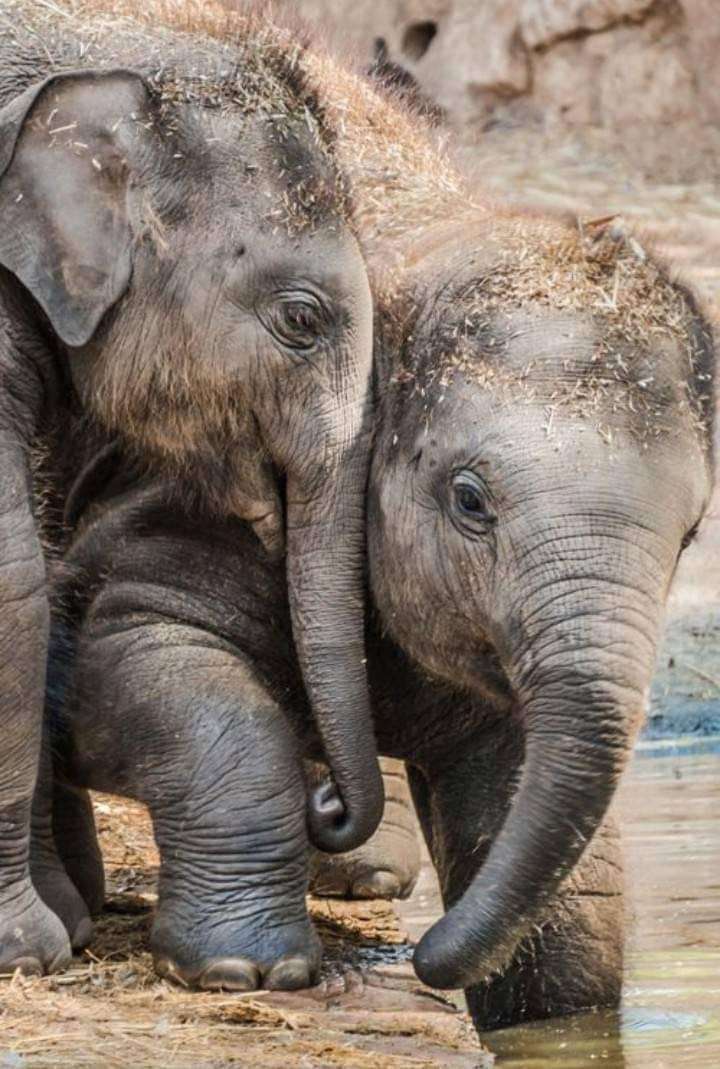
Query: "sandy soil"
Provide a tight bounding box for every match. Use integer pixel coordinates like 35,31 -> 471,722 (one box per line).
0,796 -> 488,1068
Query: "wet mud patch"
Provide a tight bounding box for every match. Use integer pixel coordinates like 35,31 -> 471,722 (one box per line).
0,796 -> 488,1068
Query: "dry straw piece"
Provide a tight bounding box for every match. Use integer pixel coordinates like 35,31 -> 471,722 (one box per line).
0,795 -> 485,1069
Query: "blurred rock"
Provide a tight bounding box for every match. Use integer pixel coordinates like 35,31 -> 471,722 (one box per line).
520,0 -> 656,48
684,0 -> 720,125
289,0 -> 720,180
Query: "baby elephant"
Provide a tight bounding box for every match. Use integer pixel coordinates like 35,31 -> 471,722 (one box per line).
366,211 -> 714,1027
42,210 -> 713,1027
0,0 -> 383,976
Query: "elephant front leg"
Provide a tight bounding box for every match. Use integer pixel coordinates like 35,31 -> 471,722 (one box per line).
309,757 -> 421,900
408,733 -> 624,1032
0,504 -> 71,975
0,787 -> 71,975
65,622 -> 319,992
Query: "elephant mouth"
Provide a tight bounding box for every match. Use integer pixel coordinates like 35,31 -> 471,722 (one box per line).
247,507 -> 285,558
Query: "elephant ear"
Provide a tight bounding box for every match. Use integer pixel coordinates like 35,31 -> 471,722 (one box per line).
0,69 -> 153,348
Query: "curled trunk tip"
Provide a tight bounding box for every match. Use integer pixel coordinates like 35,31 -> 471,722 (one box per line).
412,706 -> 636,990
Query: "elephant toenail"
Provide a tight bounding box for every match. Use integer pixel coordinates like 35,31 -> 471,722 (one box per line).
352,870 -> 402,899
155,957 -> 181,983
48,946 -> 73,973
71,916 -> 93,951
311,876 -> 346,897
197,958 -> 260,992
265,956 -> 313,991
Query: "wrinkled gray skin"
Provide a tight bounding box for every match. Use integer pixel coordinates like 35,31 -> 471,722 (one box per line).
41,212 -> 713,1024
367,214 -> 714,1026
0,8 -> 382,977
37,462 -> 415,992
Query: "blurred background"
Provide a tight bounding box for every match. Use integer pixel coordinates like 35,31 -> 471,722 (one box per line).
290,0 -> 720,183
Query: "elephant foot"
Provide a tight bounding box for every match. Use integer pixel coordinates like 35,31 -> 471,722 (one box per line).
151,909 -> 321,992
309,758 -> 421,900
31,858 -> 93,952
0,880 -> 72,975
309,849 -> 415,899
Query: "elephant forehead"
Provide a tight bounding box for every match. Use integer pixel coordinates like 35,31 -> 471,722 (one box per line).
196,109 -> 346,235
490,309 -> 601,373
413,300 -> 703,449
483,307 -> 685,399
436,304 -> 679,383
408,212 -> 711,429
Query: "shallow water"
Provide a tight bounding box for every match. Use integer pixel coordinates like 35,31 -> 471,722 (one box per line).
400,742 -> 720,1068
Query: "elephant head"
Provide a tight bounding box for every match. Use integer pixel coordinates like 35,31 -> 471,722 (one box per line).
0,41 -> 382,852
369,214 -> 715,987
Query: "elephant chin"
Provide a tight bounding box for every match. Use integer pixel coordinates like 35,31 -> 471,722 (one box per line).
413,661 -> 646,991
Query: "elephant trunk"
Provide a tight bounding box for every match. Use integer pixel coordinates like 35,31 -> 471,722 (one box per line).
285,427 -> 384,855
414,593 -> 655,990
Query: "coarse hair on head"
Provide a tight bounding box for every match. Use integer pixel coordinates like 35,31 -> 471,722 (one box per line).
383,210 -> 716,457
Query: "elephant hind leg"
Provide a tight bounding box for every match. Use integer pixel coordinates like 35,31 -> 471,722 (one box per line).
30,735 -> 93,952
309,757 -> 421,900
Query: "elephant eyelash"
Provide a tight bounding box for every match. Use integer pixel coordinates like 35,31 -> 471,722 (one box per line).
257,290 -> 334,355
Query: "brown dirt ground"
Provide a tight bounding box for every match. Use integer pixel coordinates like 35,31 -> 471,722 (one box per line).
0,795 -> 488,1069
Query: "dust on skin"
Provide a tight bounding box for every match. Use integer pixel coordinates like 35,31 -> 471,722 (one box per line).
298,30 -> 714,457
398,216 -> 715,448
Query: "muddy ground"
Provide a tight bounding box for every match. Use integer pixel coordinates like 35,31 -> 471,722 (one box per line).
2,109 -> 720,1069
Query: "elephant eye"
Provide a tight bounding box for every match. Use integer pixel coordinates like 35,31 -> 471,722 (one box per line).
270,293 -> 327,352
456,483 -> 484,514
451,470 -> 496,531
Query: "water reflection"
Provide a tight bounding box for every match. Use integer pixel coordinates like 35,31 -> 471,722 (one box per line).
490,1008 -> 626,1067
490,1004 -> 720,1067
